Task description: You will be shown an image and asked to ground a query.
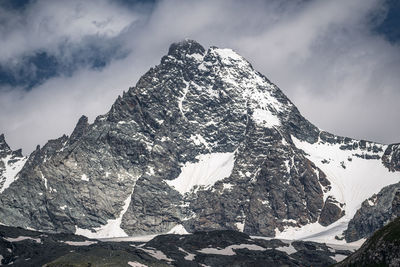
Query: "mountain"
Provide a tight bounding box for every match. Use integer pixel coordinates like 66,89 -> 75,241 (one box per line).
0,40 -> 399,245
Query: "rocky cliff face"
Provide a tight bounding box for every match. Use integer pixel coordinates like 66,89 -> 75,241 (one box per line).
0,134 -> 27,193
344,182 -> 400,242
337,216 -> 400,266
383,143 -> 400,171
0,40 -> 398,242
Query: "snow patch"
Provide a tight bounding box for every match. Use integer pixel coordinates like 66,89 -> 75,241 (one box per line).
367,195 -> 377,206
275,243 -> 297,255
97,225 -> 189,243
190,134 -> 210,149
198,244 -> 266,256
167,224 -> 189,235
4,236 -> 41,243
235,222 -> 245,232
103,234 -> 158,243
139,247 -> 173,262
64,240 -> 97,246
128,262 -> 148,267
261,200 -> 270,206
284,160 -> 291,173
178,81 -> 189,119
81,174 -> 89,181
198,63 -> 208,71
0,155 -> 27,193
39,171 -> 48,190
214,48 -> 246,67
330,254 -> 348,262
223,183 -> 233,191
178,247 -> 196,261
252,108 -> 280,128
75,188 -> 134,238
282,219 -> 297,224
166,152 -> 235,195
187,53 -> 204,61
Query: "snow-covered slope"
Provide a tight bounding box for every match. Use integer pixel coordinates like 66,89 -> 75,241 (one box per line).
275,135 -> 400,244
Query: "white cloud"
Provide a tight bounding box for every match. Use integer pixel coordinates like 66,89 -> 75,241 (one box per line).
0,0 -> 137,62
1,0 -> 400,153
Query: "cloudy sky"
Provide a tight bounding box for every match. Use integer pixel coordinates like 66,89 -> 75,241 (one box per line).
0,0 -> 399,153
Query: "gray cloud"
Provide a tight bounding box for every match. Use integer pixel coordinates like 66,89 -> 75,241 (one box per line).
0,0 -> 139,61
1,0 -> 399,153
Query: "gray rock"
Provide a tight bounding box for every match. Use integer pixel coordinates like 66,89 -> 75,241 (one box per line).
319,196 -> 345,226
382,143 -> 400,172
344,182 -> 400,242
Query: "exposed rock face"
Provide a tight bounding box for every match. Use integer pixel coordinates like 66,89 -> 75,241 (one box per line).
0,134 -> 27,193
319,196 -> 345,226
344,182 -> 400,242
383,143 -> 400,171
337,216 -> 400,266
0,40 -> 398,242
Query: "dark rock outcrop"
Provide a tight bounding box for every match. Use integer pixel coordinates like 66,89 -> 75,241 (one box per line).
319,196 -> 345,226
0,225 -> 352,267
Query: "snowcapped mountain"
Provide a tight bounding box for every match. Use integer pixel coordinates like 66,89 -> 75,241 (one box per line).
0,40 -> 399,244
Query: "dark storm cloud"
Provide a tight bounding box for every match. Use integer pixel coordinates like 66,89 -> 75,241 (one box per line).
372,0 -> 400,43
0,0 -> 399,153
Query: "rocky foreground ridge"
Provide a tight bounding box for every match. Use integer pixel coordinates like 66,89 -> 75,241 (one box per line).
0,40 -> 399,244
0,224 -> 352,266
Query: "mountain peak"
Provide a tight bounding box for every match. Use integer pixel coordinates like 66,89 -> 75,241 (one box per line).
70,115 -> 89,143
0,40 -> 398,249
168,39 -> 205,60
0,133 -> 11,155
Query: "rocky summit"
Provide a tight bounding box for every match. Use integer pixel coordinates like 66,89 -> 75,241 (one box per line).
0,40 -> 399,248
